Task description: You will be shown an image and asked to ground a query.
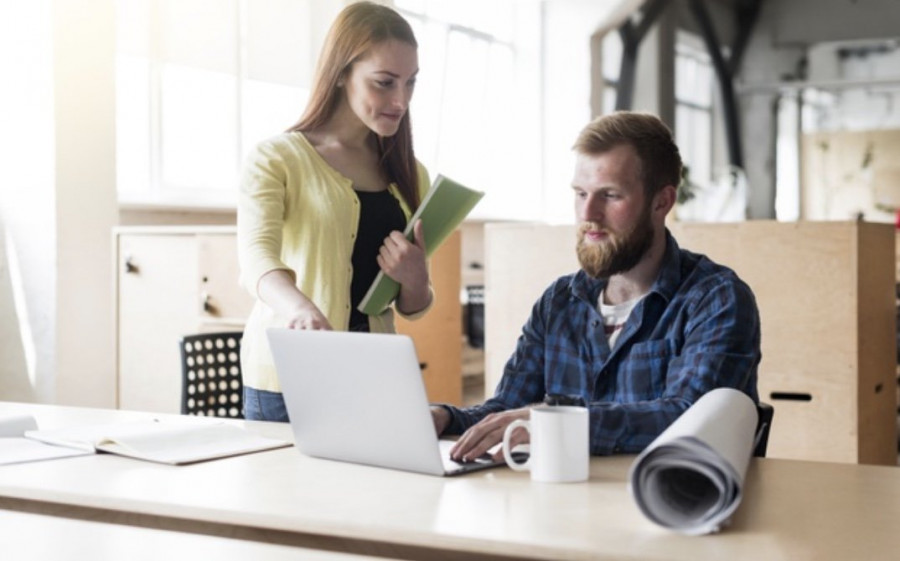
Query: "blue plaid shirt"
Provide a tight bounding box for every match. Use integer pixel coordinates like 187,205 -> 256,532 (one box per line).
443,231 -> 761,455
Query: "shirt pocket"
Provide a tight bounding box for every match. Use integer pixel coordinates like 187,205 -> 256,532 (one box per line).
617,339 -> 672,400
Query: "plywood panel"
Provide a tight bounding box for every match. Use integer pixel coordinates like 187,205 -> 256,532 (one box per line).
671,222 -> 859,463
856,224 -> 897,465
484,223 -> 578,395
396,230 -> 463,405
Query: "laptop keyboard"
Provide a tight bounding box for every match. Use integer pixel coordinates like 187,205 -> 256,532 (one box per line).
438,440 -> 529,474
448,451 -> 495,465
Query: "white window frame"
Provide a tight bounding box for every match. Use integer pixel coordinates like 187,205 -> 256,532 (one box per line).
115,0 -> 311,210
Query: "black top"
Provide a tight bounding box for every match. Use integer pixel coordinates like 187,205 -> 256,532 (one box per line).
349,189 -> 407,329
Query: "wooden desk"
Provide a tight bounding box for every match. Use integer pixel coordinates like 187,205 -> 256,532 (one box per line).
0,509 -> 391,561
2,402 -> 900,560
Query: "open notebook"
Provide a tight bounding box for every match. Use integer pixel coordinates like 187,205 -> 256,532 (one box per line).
0,414 -> 92,465
0,413 -> 291,466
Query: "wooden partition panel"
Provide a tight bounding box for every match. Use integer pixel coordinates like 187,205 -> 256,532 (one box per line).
484,221 -> 897,465
395,230 -> 463,405
483,224 -> 578,397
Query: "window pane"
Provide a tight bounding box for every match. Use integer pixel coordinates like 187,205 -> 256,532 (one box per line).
775,92 -> 800,221
116,0 -> 150,57
437,32 -> 489,174
160,0 -> 237,73
395,0 -> 426,13
116,55 -> 151,195
242,80 -> 308,156
160,64 -> 237,192
696,59 -> 712,106
675,41 -> 712,106
603,86 -> 617,115
602,32 -> 621,83
690,109 -> 712,186
245,0 -> 311,86
676,105 -> 711,186
424,0 -> 514,40
407,17 -> 446,167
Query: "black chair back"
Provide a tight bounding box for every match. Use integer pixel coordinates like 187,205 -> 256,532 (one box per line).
753,401 -> 775,457
179,331 -> 244,418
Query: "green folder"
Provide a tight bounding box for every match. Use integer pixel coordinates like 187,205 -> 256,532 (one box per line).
358,174 -> 484,316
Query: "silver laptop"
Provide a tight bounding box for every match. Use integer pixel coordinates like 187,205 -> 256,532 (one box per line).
267,328 -> 506,476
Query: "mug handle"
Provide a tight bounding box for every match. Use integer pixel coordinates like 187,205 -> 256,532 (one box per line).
502,419 -> 531,471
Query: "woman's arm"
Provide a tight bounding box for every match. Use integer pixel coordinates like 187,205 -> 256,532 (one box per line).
257,269 -> 332,330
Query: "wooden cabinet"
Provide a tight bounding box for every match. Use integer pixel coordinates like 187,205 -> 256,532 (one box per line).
115,227 -> 462,414
115,227 -> 253,413
484,221 -> 897,465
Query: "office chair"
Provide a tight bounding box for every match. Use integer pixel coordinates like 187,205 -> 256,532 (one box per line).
179,331 -> 244,419
753,401 -> 775,457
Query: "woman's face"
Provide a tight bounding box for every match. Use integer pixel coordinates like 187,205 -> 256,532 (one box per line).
342,39 -> 418,137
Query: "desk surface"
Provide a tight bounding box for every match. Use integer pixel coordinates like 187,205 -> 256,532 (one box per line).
2,401 -> 899,561
0,509 -> 393,561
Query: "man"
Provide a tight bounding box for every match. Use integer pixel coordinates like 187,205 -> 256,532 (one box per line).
431,111 -> 761,462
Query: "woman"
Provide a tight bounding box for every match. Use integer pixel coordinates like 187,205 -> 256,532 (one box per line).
237,2 -> 432,421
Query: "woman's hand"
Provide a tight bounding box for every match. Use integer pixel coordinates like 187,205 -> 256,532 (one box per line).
377,220 -> 431,314
285,301 -> 333,330
257,269 -> 333,330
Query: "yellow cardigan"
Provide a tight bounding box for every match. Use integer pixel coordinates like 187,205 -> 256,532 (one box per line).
237,132 -> 431,391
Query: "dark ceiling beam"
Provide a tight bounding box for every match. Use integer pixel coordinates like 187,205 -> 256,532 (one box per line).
728,0 -> 764,76
615,0 -> 668,111
688,0 -> 763,170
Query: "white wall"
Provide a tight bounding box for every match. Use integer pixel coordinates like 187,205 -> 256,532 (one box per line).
1,0 -> 130,407
53,0 -> 119,406
0,218 -> 34,402
0,1 -> 56,403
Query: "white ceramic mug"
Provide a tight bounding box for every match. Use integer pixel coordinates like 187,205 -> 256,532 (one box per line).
501,405 -> 589,483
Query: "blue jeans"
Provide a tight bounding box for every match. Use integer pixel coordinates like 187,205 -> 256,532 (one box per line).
243,387 -> 290,422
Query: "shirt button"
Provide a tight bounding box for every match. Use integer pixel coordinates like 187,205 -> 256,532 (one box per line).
590,319 -> 600,328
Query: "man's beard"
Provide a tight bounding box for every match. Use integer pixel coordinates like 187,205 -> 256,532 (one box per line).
576,206 -> 655,279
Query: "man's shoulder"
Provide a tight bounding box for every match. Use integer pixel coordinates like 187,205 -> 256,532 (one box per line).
537,270 -> 601,305
546,270 -> 584,292
675,246 -> 755,301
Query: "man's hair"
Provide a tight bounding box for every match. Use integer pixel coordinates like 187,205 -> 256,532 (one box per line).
572,111 -> 682,198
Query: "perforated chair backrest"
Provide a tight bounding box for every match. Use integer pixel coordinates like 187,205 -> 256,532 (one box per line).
753,401 -> 774,458
179,331 -> 244,418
